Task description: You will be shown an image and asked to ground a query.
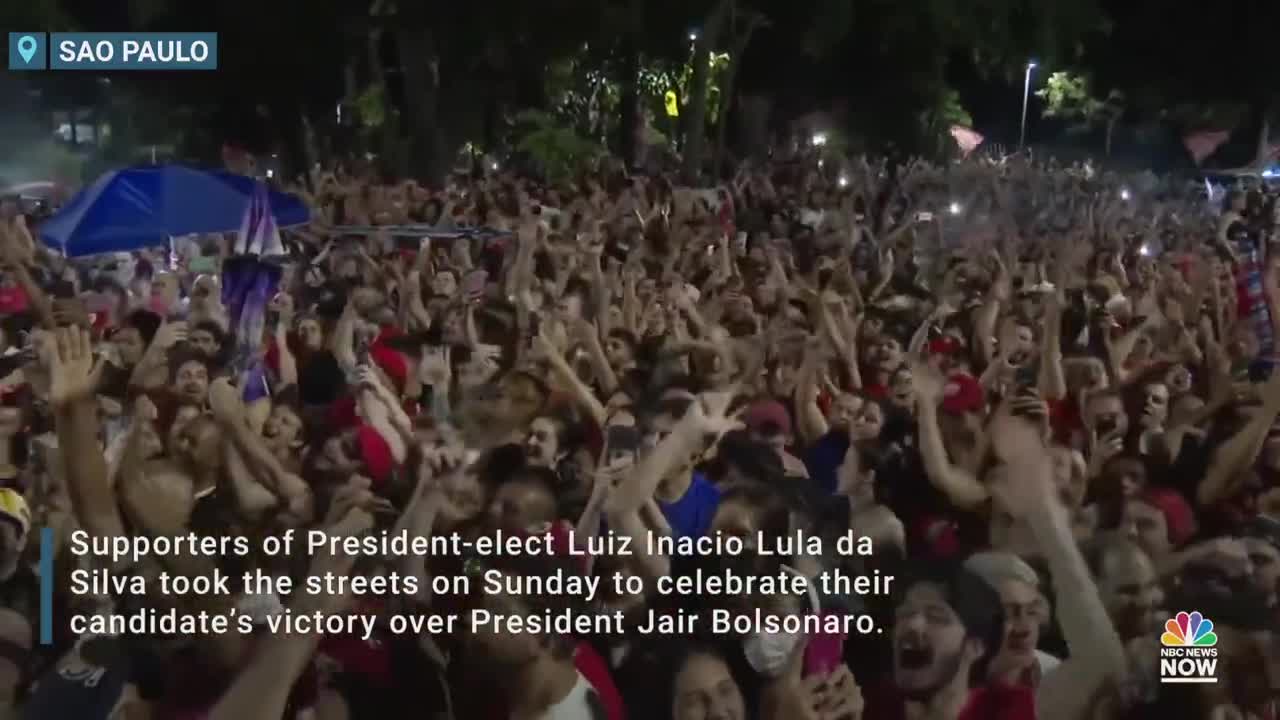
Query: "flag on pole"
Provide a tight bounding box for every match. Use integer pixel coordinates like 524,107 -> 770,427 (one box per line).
950,126 -> 984,158
1183,130 -> 1230,166
234,182 -> 286,257
221,256 -> 281,402
224,182 -> 284,401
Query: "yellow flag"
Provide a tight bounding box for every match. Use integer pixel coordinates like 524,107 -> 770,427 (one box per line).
664,90 -> 680,118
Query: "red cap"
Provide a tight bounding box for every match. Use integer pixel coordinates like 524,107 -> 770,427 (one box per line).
0,287 -> 29,315
913,516 -> 961,559
928,336 -> 963,356
941,373 -> 984,416
744,399 -> 792,436
328,394 -> 359,430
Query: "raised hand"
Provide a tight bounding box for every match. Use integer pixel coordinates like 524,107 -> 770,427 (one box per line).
418,345 -> 452,388
686,390 -> 744,438
207,377 -> 245,423
910,360 -> 946,406
988,403 -> 1054,516
818,664 -> 864,720
47,326 -> 101,409
151,320 -> 188,351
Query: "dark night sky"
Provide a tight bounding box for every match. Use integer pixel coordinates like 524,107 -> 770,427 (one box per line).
28,0 -> 1280,165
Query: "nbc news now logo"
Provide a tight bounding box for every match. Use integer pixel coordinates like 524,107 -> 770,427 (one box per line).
1160,611 -> 1218,683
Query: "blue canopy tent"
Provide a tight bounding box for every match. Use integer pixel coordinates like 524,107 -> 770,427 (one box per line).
39,165 -> 310,258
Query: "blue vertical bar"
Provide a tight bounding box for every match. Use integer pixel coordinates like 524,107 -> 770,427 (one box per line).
39,527 -> 52,645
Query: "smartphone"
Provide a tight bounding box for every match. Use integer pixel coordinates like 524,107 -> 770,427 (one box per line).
803,622 -> 846,677
1014,366 -> 1037,388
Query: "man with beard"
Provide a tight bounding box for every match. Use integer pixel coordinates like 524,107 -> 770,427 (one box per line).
864,562 -> 1035,720
457,552 -> 625,720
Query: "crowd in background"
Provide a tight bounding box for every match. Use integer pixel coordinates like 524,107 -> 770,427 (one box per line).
0,144 -> 1273,719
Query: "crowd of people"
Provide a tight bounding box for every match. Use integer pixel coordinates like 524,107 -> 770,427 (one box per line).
0,144 -> 1274,719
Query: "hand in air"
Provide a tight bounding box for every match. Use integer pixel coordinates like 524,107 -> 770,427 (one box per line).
47,326 -> 101,409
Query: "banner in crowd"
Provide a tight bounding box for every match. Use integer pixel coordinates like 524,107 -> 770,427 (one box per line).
1183,130 -> 1230,166
325,225 -> 513,240
234,183 -> 286,256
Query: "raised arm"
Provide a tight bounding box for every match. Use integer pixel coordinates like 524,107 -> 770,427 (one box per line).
274,311 -> 299,389
913,362 -> 990,508
208,379 -> 313,522
534,330 -> 607,429
605,391 -> 739,516
208,483 -> 374,720
988,407 -> 1127,720
49,327 -> 123,539
1198,371 -> 1280,506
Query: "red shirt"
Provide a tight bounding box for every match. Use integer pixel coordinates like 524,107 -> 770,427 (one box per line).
1046,396 -> 1081,446
863,382 -> 889,400
480,642 -> 626,720
864,681 -> 1037,720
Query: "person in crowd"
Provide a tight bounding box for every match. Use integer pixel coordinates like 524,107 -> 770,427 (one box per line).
0,146 -> 1278,720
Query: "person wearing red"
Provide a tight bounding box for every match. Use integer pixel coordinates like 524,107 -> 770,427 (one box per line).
863,562 -> 1036,720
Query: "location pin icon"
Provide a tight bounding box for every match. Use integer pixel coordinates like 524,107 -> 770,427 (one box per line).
16,36 -> 37,64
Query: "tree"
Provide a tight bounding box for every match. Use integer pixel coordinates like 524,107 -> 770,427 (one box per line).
919,89 -> 974,159
711,6 -> 768,178
1036,71 -> 1124,156
681,0 -> 731,182
513,110 -> 603,182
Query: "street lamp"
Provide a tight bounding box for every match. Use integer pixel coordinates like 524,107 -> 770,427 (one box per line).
1019,61 -> 1037,152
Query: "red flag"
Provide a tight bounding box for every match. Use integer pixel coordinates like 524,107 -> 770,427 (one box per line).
1183,130 -> 1230,166
950,126 -> 984,158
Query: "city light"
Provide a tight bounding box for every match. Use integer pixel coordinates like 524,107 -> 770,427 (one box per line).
838,176 -> 849,188
491,162 -> 499,171
948,201 -> 962,215
688,30 -> 699,41
1139,244 -> 1151,256
812,133 -> 827,147
1120,188 -> 1131,201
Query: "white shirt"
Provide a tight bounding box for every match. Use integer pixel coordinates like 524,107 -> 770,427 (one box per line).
541,673 -> 602,720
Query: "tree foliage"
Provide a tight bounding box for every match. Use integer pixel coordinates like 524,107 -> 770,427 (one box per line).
513,110 -> 604,182
1037,72 -> 1122,127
